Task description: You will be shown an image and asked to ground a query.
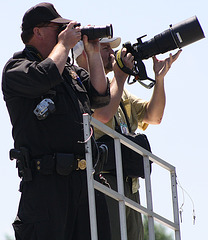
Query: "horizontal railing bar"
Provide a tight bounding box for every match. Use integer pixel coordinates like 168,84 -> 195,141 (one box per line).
94,180 -> 179,231
91,117 -> 175,171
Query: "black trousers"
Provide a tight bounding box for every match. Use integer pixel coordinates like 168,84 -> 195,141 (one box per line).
13,171 -> 111,240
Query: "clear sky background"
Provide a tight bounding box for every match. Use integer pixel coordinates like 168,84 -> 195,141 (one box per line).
0,0 -> 207,239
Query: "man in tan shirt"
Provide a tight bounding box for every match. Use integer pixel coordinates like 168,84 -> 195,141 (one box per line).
73,37 -> 181,240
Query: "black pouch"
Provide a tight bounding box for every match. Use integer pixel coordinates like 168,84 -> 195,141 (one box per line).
122,133 -> 152,178
56,153 -> 75,176
97,133 -> 152,178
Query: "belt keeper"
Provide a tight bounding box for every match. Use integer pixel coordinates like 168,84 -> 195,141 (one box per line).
36,160 -> 41,171
34,155 -> 55,175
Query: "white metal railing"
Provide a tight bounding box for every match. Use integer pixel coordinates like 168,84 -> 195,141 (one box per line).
83,113 -> 181,240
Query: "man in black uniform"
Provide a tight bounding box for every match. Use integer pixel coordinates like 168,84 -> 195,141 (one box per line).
2,2 -> 111,240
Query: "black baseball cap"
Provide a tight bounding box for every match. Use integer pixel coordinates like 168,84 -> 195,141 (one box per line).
21,2 -> 71,31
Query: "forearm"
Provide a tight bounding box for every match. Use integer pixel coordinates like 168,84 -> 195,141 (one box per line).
48,43 -> 70,74
143,78 -> 166,124
48,21 -> 82,74
88,52 -> 108,94
92,46 -> 133,122
93,75 -> 125,123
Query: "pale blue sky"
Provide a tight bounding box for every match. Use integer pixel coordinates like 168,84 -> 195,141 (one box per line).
0,0 -> 207,239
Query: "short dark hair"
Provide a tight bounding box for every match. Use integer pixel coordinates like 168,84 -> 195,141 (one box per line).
21,22 -> 50,44
21,28 -> 34,44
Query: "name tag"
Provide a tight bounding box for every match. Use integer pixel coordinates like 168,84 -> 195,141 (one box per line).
120,123 -> 129,134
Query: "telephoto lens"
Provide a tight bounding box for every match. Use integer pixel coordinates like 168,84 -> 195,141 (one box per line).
134,16 -> 205,60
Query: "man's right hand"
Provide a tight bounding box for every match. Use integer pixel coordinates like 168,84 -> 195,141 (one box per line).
58,21 -> 82,51
113,47 -> 134,81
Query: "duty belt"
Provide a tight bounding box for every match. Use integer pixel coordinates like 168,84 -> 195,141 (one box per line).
33,153 -> 86,176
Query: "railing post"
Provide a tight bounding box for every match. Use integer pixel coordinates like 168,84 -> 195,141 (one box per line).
114,138 -> 128,240
144,155 -> 155,240
83,114 -> 98,240
171,171 -> 181,240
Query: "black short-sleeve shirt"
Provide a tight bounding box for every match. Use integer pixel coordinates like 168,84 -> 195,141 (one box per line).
2,47 -> 110,158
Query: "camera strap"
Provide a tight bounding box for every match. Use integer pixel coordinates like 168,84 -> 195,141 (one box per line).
115,49 -> 134,76
115,49 -> 156,89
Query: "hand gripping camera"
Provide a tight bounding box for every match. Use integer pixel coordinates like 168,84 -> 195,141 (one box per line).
115,16 -> 205,89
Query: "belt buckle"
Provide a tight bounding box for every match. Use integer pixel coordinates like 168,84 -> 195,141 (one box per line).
77,159 -> 86,170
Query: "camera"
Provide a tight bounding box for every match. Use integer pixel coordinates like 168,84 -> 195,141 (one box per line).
59,23 -> 113,40
80,24 -> 113,40
34,98 -> 56,120
116,16 -> 205,88
128,16 -> 205,60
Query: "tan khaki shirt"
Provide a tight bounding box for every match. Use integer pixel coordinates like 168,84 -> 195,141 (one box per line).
94,88 -> 149,140
93,88 -> 149,193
